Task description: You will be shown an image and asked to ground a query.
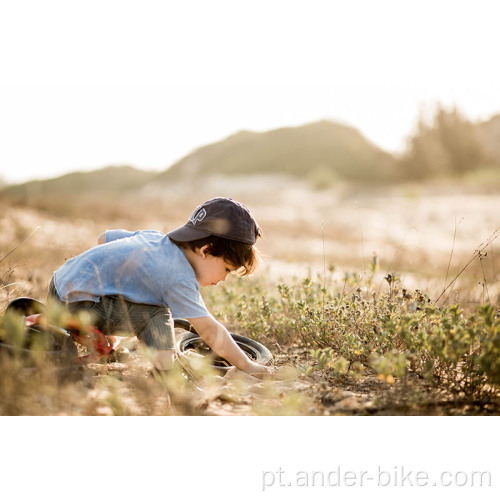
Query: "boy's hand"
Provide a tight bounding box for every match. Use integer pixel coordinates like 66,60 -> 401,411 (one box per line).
188,316 -> 274,378
244,360 -> 274,379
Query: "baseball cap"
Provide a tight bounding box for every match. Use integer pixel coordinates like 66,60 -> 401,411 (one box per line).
167,197 -> 261,245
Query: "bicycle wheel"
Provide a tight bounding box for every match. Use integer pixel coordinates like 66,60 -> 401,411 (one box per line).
174,319 -> 273,373
6,297 -> 45,316
2,297 -> 78,363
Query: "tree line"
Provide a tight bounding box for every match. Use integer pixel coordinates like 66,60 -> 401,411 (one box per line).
400,104 -> 496,180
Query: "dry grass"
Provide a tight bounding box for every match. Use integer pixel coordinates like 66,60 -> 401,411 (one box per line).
1,179 -> 499,415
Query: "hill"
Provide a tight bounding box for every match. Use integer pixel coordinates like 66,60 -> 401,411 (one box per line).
156,120 -> 398,184
1,166 -> 157,198
5,115 -> 499,199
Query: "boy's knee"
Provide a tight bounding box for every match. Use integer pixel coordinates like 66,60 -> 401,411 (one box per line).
153,348 -> 177,371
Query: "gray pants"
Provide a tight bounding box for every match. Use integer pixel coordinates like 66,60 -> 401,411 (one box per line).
48,279 -> 175,350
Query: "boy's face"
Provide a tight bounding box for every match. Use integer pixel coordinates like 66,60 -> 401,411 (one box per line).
194,245 -> 239,287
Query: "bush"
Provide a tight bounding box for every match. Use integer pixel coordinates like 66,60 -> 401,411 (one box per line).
402,105 -> 488,179
204,271 -> 500,401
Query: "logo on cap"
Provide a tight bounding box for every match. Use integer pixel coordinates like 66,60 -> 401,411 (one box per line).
188,207 -> 207,225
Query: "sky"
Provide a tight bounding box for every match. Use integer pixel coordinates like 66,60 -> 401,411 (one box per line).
1,0 -> 500,184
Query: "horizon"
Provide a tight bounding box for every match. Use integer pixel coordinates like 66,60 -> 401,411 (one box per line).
2,102 -> 499,187
1,1 -> 500,185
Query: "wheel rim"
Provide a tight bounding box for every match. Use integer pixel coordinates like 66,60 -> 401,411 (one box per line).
178,335 -> 260,367
174,320 -> 273,374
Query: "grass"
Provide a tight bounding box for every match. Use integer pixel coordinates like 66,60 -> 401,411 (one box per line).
204,265 -> 500,411
1,183 -> 499,415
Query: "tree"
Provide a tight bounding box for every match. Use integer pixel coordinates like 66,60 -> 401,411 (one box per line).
403,105 -> 486,179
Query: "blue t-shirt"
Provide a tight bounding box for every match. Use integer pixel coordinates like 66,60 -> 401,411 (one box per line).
53,229 -> 210,319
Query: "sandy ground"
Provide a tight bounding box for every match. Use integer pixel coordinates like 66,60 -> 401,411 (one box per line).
1,182 -> 499,415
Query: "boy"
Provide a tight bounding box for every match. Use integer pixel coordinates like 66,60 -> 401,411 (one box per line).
48,197 -> 271,378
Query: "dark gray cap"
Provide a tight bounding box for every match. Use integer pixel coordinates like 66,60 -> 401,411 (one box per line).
167,197 -> 261,245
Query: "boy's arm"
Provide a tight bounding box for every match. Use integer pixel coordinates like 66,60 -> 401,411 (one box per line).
97,232 -> 106,245
187,315 -> 271,378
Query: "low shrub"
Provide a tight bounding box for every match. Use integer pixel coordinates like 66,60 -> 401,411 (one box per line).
203,271 -> 500,401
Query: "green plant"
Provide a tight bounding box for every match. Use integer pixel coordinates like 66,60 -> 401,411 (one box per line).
203,269 -> 500,405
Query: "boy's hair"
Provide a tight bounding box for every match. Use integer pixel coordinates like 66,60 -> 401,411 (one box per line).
170,234 -> 261,276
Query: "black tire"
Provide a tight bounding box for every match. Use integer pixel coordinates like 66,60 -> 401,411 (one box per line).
2,297 -> 78,363
174,319 -> 273,372
6,297 -> 45,316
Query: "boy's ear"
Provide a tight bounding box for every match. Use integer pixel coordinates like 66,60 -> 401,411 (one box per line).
198,244 -> 212,258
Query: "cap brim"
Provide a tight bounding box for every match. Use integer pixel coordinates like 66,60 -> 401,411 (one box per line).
167,225 -> 213,242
